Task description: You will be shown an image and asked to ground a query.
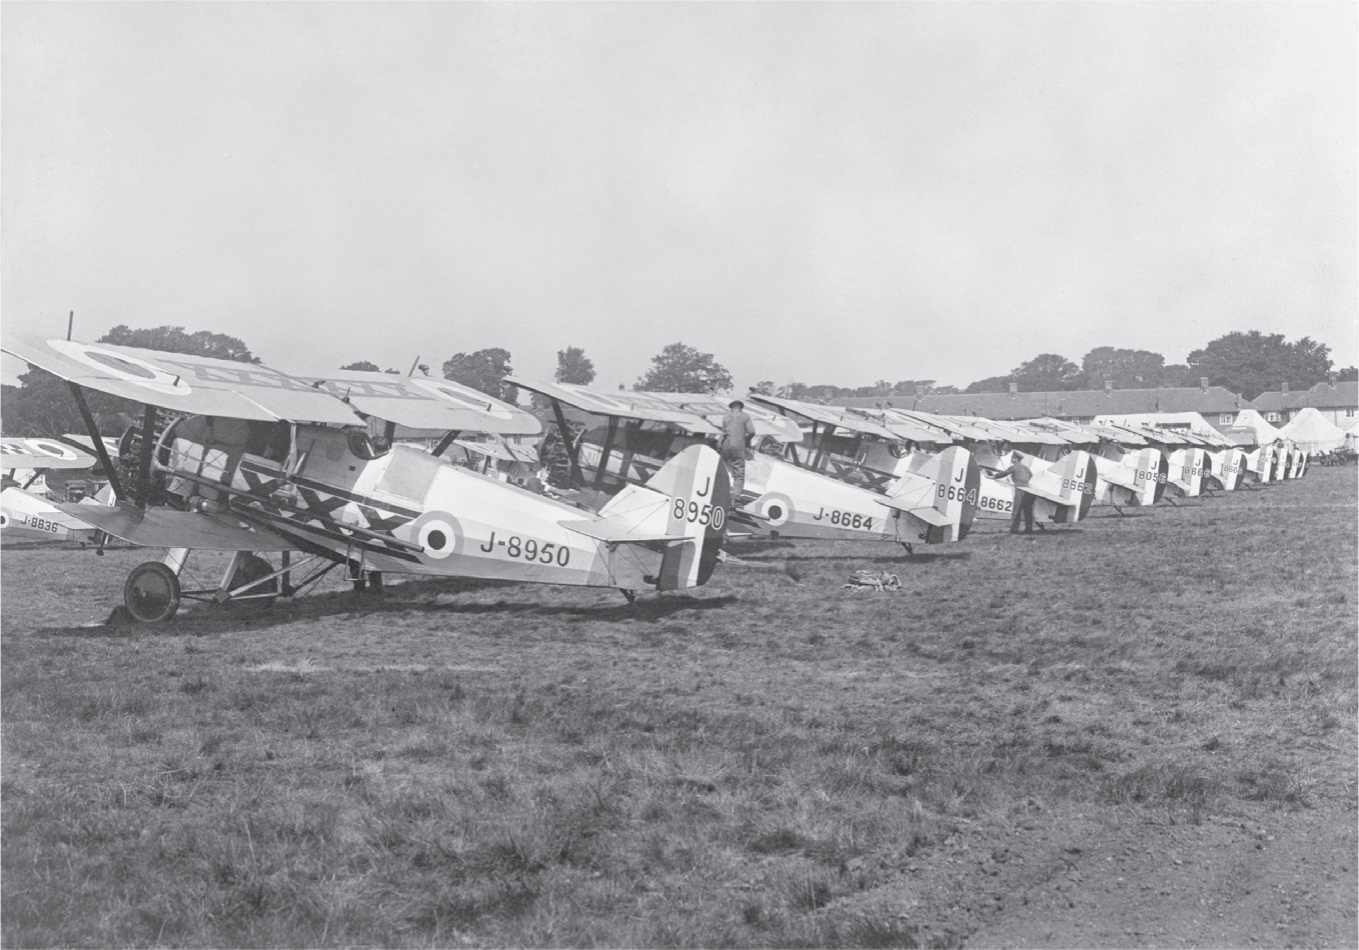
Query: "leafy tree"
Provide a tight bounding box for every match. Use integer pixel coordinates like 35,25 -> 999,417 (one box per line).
341,360 -> 382,372
635,343 -> 732,394
1159,363 -> 1197,388
1079,347 -> 1169,389
1012,353 -> 1083,391
1337,366 -> 1358,382
780,382 -> 809,400
750,381 -> 776,396
964,374 -> 1014,394
1187,331 -> 1333,400
1,368 -> 134,437
442,348 -> 515,402
931,385 -> 961,395
555,346 -> 596,385
101,325 -> 260,363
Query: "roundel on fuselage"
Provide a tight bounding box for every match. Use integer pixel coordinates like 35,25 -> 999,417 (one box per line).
751,491 -> 795,527
408,510 -> 463,561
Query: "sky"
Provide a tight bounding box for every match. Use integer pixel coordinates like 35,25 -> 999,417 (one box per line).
3,3 -> 1356,394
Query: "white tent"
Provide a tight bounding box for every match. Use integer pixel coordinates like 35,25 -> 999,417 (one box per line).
1230,409 -> 1286,444
1279,407 -> 1349,453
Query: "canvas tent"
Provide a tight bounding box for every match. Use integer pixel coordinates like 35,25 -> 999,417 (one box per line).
1230,409 -> 1286,445
1279,407 -> 1348,453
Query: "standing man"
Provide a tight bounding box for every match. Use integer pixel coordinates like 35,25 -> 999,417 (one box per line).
997,451 -> 1037,534
719,399 -> 757,503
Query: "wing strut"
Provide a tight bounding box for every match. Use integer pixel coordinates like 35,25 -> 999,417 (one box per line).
136,403 -> 158,509
548,397 -> 585,486
431,430 -> 461,458
593,416 -> 620,491
66,381 -> 125,500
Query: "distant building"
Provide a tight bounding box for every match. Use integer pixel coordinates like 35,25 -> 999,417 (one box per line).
1249,380 -> 1358,427
832,380 -> 1246,425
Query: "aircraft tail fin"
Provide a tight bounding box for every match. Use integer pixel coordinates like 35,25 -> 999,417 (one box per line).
881,446 -> 978,542
585,445 -> 730,590
1028,451 -> 1096,522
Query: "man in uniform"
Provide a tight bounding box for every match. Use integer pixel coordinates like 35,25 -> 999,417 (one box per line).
997,451 -> 1037,534
719,399 -> 757,502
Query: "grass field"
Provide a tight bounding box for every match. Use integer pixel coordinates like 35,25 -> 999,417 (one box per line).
2,466 -> 1355,948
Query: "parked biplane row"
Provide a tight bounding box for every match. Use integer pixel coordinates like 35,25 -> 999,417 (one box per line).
1,336 -> 1311,623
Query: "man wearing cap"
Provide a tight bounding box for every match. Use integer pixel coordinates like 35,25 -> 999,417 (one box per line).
996,450 -> 1037,534
719,399 -> 757,502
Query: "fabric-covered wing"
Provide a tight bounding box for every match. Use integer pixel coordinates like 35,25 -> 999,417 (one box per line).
302,370 -> 540,435
54,502 -> 299,551
506,376 -> 717,433
3,337 -> 363,424
0,438 -> 98,470
645,393 -> 804,442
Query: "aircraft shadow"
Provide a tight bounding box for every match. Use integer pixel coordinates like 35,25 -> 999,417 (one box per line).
723,539 -> 798,555
35,582 -> 735,638
738,549 -> 973,564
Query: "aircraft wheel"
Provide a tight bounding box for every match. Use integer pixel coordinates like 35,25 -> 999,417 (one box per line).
124,562 -> 181,623
229,554 -> 278,607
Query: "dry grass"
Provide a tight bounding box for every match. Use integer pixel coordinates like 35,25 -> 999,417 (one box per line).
2,467 -> 1355,947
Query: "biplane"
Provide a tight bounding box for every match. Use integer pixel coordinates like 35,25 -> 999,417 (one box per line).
508,378 -> 979,549
1014,419 -> 1168,510
848,408 -> 1101,527
0,338 -> 732,622
738,393 -> 982,545
1,437 -> 108,543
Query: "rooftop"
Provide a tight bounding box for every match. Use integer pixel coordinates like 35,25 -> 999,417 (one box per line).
1250,380 -> 1358,412
832,386 -> 1246,421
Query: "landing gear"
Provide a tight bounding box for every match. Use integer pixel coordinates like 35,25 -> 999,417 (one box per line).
348,562 -> 384,594
227,554 -> 279,607
123,562 -> 182,623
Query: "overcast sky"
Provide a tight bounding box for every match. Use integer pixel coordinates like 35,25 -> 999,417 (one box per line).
3,3 -> 1355,393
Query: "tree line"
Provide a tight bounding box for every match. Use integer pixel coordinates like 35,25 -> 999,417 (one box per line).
2,325 -> 1353,438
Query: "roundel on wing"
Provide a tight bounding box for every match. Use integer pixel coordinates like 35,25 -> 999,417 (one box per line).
751,491 -> 795,527
409,510 -> 463,561
27,440 -> 81,462
0,508 -> 10,530
49,340 -> 193,396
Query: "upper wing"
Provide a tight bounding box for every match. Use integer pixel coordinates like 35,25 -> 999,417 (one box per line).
646,393 -> 803,442
300,370 -> 541,435
0,438 -> 98,470
2,337 -> 361,424
505,376 -> 718,433
748,394 -> 900,439
54,501 -> 299,551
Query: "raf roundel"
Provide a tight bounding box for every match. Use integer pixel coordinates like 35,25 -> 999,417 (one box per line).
27,440 -> 82,463
751,491 -> 795,527
410,510 -> 463,560
49,340 -> 193,397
